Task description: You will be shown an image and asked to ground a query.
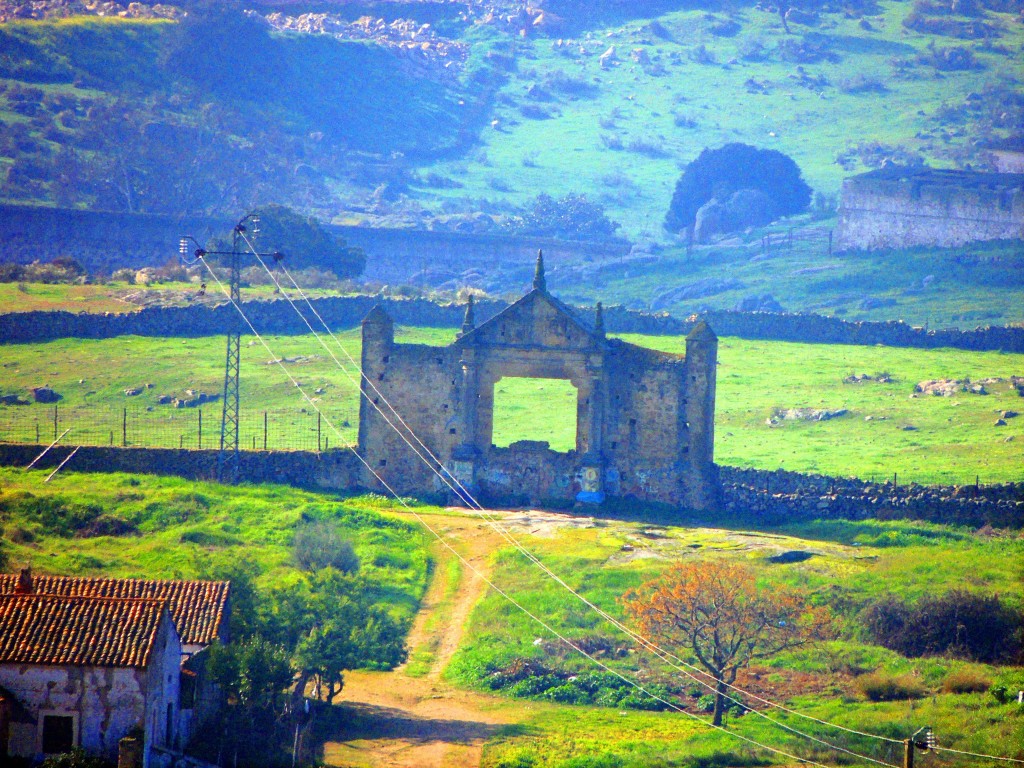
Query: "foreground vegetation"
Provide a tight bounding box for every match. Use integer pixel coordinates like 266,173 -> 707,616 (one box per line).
2,467 -> 1020,766
451,514 -> 1024,766
2,327 -> 1022,484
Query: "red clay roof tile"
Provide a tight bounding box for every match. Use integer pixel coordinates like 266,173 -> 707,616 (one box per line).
0,594 -> 168,668
0,574 -> 229,646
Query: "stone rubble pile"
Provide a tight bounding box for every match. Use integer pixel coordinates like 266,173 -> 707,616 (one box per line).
253,12 -> 469,75
0,0 -> 180,22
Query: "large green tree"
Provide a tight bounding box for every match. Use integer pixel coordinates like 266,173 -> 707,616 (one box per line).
663,143 -> 812,234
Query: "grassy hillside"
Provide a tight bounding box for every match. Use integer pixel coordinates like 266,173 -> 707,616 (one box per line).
0,14 -> 485,215
418,0 -> 1024,240
1,327 -> 1022,483
451,514 -> 1024,765
0,467 -> 432,624
1,0 -> 1021,240
551,225 -> 1024,327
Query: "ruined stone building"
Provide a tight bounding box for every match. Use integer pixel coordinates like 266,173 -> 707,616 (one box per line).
836,167 -> 1024,251
358,254 -> 719,510
0,570 -> 230,766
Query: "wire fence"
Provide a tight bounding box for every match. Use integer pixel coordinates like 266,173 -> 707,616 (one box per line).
0,405 -> 357,453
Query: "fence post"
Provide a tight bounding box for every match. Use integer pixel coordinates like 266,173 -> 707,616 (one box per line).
122,408 -> 127,447
263,411 -> 268,451
36,423 -> 40,443
110,430 -> 113,447
198,409 -> 202,450
317,412 -> 322,453
53,405 -> 58,441
828,230 -> 833,255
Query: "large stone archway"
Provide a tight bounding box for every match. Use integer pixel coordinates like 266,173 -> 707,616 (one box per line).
357,255 -> 720,511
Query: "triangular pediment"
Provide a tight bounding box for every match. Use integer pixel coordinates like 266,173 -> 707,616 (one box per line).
457,290 -> 600,350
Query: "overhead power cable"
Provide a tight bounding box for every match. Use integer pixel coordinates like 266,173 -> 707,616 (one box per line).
245,246 -> 1024,767
194,254 -> 837,768
231,238 -> 898,767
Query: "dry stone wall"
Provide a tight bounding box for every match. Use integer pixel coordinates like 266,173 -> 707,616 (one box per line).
4,296 -> 1024,353
1,444 -> 1019,528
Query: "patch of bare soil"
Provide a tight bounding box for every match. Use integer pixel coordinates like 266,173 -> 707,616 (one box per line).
317,511 -> 519,768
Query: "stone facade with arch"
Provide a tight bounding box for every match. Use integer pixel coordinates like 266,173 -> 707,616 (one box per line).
357,255 -> 720,510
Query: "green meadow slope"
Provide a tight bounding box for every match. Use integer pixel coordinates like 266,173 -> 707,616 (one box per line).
0,0 -> 1021,240
2,327 -> 1022,484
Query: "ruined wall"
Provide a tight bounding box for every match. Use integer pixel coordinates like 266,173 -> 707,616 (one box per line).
0,445 -> 1019,526
836,169 -> 1024,251
0,203 -> 627,279
335,225 -> 629,285
355,288 -> 718,509
358,309 -> 462,493
0,444 -> 363,491
719,465 -> 1023,529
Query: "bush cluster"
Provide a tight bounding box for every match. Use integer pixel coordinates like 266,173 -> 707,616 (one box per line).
861,591 -> 1022,663
482,657 -> 676,710
855,671 -> 927,701
0,257 -> 85,284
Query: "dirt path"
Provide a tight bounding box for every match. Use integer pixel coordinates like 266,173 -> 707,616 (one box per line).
319,511 -> 519,768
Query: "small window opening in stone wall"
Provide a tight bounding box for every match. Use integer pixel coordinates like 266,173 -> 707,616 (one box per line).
492,377 -> 577,453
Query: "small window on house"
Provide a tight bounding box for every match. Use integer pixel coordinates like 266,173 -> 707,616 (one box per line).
166,703 -> 174,747
42,715 -> 74,754
449,428 -> 457,435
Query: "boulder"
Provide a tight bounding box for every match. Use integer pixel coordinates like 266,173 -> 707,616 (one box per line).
31,387 -> 61,404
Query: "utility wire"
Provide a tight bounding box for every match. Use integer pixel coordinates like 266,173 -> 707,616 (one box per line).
238,240 -> 1019,767
233,241 -> 897,767
195,254 -> 837,768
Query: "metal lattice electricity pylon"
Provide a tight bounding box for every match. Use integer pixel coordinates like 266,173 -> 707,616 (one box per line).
180,213 -> 281,484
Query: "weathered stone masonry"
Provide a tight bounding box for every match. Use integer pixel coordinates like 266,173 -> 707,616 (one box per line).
357,257 -> 720,510
837,167 -> 1024,251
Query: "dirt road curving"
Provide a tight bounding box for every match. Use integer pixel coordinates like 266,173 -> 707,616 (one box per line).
319,510 -> 518,768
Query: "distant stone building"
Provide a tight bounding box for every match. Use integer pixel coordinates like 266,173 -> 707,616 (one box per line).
0,571 -> 230,766
358,254 -> 720,510
836,167 -> 1024,251
984,138 -> 1024,174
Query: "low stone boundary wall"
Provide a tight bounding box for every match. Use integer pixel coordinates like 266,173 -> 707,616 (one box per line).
2,444 -> 1021,528
4,296 -> 1024,353
0,444 -> 363,491
719,466 -> 1024,529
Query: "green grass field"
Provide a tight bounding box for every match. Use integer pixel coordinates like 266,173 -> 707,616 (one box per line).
1,327 -> 1021,484
451,515 -> 1024,766
0,467 -> 432,624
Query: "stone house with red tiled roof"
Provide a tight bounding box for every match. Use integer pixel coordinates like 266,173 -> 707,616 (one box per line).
0,570 -> 232,766
0,591 -> 181,767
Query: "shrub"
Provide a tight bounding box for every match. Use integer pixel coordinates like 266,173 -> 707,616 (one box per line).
941,668 -> 991,694
293,521 -> 360,573
856,672 -> 927,701
862,591 -> 1023,663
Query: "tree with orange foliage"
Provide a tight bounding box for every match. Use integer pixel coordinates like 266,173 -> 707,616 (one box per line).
621,560 -> 834,726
